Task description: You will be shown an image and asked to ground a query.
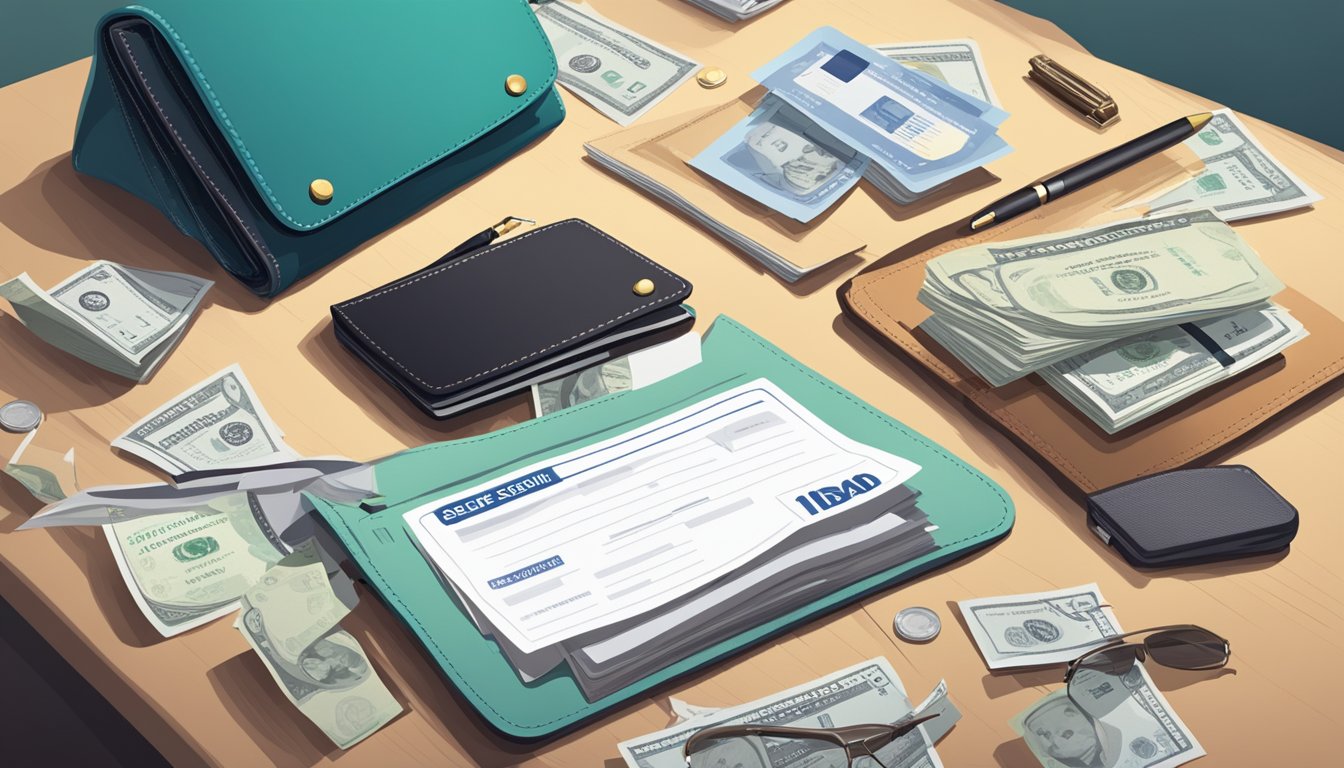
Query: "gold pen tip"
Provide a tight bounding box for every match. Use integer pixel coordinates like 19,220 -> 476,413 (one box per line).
970,211 -> 996,230
1186,112 -> 1214,131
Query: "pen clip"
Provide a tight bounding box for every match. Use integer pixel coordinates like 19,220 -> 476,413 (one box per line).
491,215 -> 536,238
423,216 -> 536,271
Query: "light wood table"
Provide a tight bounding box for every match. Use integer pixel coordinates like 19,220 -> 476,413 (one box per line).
2,0 -> 1341,765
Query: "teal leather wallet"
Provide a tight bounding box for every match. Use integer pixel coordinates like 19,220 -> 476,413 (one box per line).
72,0 -> 564,297
308,316 -> 1015,740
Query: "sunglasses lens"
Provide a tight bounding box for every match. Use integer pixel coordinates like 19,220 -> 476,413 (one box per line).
1068,645 -> 1141,719
687,734 -> 847,768
1146,628 -> 1228,669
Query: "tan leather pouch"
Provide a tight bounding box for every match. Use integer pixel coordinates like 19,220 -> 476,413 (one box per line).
839,147 -> 1344,494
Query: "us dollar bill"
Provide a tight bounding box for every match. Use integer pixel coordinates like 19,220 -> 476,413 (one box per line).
874,39 -> 1001,106
106,492 -> 292,636
619,658 -> 955,768
534,1 -> 699,126
688,95 -> 870,223
235,560 -> 401,749
0,261 -> 211,382
1138,109 -> 1321,221
107,364 -> 302,636
113,364 -> 297,476
1012,663 -> 1205,768
958,583 -> 1123,669
1041,303 -> 1307,433
533,332 -> 701,416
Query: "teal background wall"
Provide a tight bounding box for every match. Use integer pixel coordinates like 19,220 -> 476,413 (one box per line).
0,1 -> 1340,148
998,0 -> 1344,150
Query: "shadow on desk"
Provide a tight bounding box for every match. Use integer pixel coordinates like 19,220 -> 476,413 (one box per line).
0,154 -> 266,313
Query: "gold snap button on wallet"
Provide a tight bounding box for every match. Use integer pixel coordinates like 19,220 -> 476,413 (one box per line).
505,74 -> 528,96
308,178 -> 334,204
633,278 -> 656,296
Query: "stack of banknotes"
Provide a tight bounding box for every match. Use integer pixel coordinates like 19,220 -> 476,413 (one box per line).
0,260 -> 211,383
402,379 -> 937,701
959,584 -> 1206,768
619,658 -> 959,768
679,0 -> 789,22
690,27 -> 1010,222
919,210 -> 1306,432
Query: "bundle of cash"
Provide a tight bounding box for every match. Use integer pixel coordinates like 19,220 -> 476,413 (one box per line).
1136,109 -> 1321,222
958,583 -> 1123,669
690,27 -> 1010,222
1040,303 -> 1307,433
921,212 -> 1284,366
619,658 -> 958,768
402,379 -> 938,700
235,557 -> 401,749
678,0 -> 789,22
534,1 -> 699,126
0,261 -> 211,383
1011,663 -> 1205,768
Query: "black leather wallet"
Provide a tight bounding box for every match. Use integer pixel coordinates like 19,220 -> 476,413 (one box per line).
1086,465 -> 1298,568
331,219 -> 694,418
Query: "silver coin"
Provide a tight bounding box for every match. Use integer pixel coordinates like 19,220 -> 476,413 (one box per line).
0,400 -> 42,433
894,606 -> 941,643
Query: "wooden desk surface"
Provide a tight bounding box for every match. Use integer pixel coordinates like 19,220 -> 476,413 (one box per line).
2,0 -> 1341,765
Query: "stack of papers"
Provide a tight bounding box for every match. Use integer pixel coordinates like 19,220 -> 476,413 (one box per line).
690,27 -> 1010,223
403,379 -> 936,700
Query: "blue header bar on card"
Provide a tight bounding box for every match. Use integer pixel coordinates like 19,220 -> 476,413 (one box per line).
433,468 -> 560,525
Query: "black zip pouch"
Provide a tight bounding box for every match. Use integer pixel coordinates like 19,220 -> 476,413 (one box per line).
1086,465 -> 1298,568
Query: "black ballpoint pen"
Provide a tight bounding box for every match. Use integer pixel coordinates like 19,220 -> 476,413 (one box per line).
423,216 -> 535,269
968,112 -> 1214,231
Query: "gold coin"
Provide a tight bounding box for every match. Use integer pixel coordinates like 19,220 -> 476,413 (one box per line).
308,178 -> 334,204
505,74 -> 528,96
696,67 -> 727,89
632,278 -> 656,296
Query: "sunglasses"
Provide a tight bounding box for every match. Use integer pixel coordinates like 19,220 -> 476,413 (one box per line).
683,713 -> 940,768
1064,624 -> 1230,718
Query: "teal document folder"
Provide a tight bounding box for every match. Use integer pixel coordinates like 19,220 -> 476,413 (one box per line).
309,316 -> 1014,740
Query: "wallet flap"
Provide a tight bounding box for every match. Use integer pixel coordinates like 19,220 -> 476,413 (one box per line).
100,0 -> 557,232
330,219 -> 691,398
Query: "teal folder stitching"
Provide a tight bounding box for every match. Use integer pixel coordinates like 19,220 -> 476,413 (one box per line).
309,315 -> 1014,740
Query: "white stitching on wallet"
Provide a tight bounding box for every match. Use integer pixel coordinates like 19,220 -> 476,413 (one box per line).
331,220 -> 690,391
133,6 -> 560,230
114,29 -> 284,288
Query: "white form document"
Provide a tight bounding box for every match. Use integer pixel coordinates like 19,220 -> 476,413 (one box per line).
403,378 -> 921,653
